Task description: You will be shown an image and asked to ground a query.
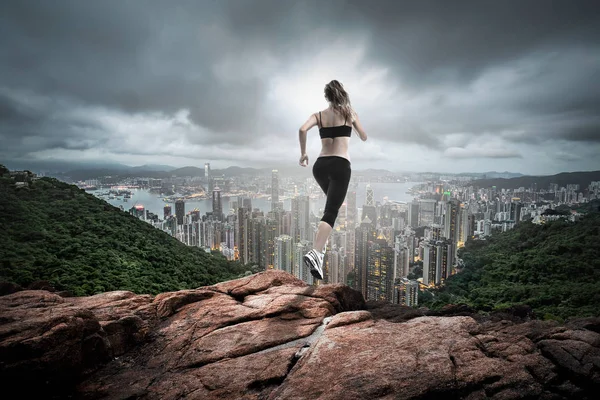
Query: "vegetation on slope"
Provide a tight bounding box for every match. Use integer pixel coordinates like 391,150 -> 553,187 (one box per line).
421,212 -> 600,320
0,166 -> 254,296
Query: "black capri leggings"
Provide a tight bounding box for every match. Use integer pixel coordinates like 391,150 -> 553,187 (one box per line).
312,156 -> 352,228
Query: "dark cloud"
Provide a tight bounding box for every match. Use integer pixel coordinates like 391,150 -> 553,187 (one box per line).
0,0 -> 599,170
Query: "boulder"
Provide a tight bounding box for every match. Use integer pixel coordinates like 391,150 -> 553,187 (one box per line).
1,270 -> 599,399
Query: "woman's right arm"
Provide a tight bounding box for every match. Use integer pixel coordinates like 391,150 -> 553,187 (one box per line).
352,111 -> 368,141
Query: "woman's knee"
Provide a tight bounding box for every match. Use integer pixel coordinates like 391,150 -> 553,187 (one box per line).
321,209 -> 338,228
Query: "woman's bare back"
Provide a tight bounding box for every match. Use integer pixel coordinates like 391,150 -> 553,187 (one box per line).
317,107 -> 367,162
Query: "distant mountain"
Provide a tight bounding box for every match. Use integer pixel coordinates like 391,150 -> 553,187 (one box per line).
471,170 -> 600,190
462,171 -> 524,179
131,164 -> 176,172
169,166 -> 205,177
2,159 -> 131,174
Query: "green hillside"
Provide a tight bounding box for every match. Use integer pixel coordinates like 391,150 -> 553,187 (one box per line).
0,165 -> 253,296
422,212 -> 600,320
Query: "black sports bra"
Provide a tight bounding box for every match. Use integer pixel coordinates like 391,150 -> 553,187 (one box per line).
317,111 -> 352,139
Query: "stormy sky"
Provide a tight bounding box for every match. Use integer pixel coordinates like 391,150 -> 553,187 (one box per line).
1,0 -> 599,175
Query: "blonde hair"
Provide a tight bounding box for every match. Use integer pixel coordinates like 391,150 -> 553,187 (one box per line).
324,80 -> 354,123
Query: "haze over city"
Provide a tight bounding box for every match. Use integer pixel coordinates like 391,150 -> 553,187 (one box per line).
1,0 -> 599,175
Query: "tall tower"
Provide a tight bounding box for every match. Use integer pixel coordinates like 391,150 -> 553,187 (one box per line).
408,201 -> 420,228
366,184 -> 374,206
419,199 -> 437,227
163,204 -> 172,220
443,199 -> 460,269
236,206 -> 250,264
291,195 -> 311,243
204,162 -> 210,180
274,235 -> 293,274
368,238 -> 394,302
212,186 -> 223,221
355,216 -> 376,298
175,200 -> 185,226
271,169 -> 280,211
265,217 -> 278,269
346,189 -> 357,227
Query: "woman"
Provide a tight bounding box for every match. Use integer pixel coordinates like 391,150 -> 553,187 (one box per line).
298,80 -> 368,280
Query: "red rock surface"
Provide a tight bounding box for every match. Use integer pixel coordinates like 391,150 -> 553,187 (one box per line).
1,270 -> 599,399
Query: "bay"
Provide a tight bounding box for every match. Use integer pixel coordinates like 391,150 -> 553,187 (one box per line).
88,181 -> 420,219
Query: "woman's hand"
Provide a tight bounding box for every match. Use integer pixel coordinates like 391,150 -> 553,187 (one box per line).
299,153 -> 309,167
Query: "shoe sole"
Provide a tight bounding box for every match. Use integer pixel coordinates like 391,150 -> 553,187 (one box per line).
303,254 -> 323,280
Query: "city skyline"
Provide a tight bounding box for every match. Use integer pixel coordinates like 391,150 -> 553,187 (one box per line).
1,1 -> 599,175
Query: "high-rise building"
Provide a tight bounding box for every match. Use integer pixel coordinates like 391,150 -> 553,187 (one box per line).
423,240 -> 450,286
271,169 -> 279,211
264,217 -> 278,269
274,234 -> 293,274
212,186 -> 223,221
175,200 -> 185,226
419,199 -> 437,227
236,206 -> 250,264
392,278 -> 419,306
361,205 -> 377,229
367,238 -> 394,301
327,248 -> 342,284
408,201 -> 420,228
355,216 -> 376,298
443,199 -> 461,268
346,188 -> 357,227
366,184 -> 374,206
163,204 -> 172,220
204,163 -> 210,180
291,195 -> 311,243
394,236 -> 411,280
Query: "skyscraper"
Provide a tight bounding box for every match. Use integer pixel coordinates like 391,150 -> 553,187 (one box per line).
291,195 -> 311,243
204,162 -> 210,180
408,201 -> 420,228
164,204 -> 172,220
212,186 -> 223,221
236,206 -> 250,264
367,238 -> 394,301
274,234 -> 293,274
346,188 -> 357,227
175,200 -> 185,226
392,278 -> 419,306
394,236 -> 411,280
265,217 -> 278,269
419,199 -> 437,227
271,169 -> 279,211
443,199 -> 461,268
355,216 -> 376,298
366,184 -> 374,206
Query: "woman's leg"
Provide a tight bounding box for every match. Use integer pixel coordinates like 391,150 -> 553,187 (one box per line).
314,158 -> 351,252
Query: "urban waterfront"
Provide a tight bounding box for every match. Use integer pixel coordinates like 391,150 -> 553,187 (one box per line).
89,181 -> 422,219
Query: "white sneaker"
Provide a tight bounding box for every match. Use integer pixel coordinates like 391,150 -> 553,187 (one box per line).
303,249 -> 324,280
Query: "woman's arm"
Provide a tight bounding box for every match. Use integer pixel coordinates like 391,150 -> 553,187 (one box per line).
352,111 -> 368,141
299,113 -> 318,155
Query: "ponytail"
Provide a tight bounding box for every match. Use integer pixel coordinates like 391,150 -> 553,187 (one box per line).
325,80 -> 354,122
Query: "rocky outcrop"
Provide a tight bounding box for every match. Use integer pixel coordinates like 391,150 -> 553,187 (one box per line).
1,270 -> 599,399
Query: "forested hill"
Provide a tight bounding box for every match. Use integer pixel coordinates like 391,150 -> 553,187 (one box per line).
423,212 -> 600,320
0,166 -> 252,296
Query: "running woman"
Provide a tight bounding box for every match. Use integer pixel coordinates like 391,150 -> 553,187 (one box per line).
298,80 -> 368,280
